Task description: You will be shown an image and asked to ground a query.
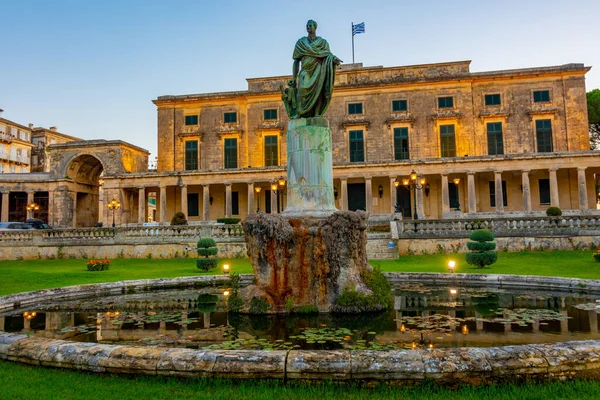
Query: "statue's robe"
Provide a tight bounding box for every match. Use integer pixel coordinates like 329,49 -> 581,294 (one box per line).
293,36 -> 337,118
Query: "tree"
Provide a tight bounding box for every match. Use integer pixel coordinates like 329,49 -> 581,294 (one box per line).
587,89 -> 600,149
196,238 -> 218,271
465,229 -> 497,269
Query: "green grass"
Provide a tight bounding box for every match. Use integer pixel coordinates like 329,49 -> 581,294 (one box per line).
373,250 -> 600,280
0,258 -> 252,296
0,251 -> 599,296
1,361 -> 599,400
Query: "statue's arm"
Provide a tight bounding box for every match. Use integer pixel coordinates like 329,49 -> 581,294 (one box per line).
289,59 -> 300,87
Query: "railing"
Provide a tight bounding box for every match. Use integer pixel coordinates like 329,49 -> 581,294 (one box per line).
0,230 -> 34,242
396,215 -> 600,238
42,228 -> 116,241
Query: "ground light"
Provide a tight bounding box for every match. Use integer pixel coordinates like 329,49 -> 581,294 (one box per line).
448,260 -> 456,273
223,264 -> 230,275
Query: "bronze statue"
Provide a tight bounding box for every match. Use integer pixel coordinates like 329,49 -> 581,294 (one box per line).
282,20 -> 342,119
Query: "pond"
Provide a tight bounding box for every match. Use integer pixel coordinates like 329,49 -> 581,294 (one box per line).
2,284 -> 599,351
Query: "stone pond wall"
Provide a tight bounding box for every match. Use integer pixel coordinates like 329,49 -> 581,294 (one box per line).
2,274 -> 600,384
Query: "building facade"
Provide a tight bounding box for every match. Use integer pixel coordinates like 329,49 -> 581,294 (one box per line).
0,60 -> 597,227
0,116 -> 33,174
31,127 -> 82,172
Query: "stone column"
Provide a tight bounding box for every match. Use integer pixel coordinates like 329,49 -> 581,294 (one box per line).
365,177 -> 373,213
441,174 -> 450,215
138,187 -> 146,224
589,310 -> 598,334
0,191 -> 9,222
494,171 -> 504,212
577,167 -> 589,210
180,184 -> 188,218
72,191 -> 77,228
389,177 -> 397,214
270,185 -> 277,214
467,172 -> 476,214
521,170 -> 531,212
159,185 -> 167,223
549,168 -> 560,207
340,179 -> 348,211
225,184 -> 233,217
203,185 -> 210,221
247,183 -> 255,214
27,191 -> 34,209
416,184 -> 425,219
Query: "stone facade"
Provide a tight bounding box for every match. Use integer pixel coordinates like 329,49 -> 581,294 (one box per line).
0,117 -> 33,174
30,127 -> 81,173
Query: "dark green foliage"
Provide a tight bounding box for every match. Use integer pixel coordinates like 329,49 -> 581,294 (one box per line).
227,272 -> 245,313
170,212 -> 188,226
588,89 -> 600,149
466,229 -> 497,269
197,247 -> 218,257
469,229 -> 495,242
196,258 -> 218,271
334,266 -> 392,312
217,218 -> 241,224
197,293 -> 219,313
593,253 -> 600,262
546,206 -> 563,217
466,252 -> 498,269
292,304 -> 320,314
197,238 -> 217,252
249,296 -> 270,314
466,241 -> 497,252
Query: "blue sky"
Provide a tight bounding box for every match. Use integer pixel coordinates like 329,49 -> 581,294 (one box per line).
2,0 -> 599,158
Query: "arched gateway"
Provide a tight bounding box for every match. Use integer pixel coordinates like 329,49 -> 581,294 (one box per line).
0,140 -> 149,228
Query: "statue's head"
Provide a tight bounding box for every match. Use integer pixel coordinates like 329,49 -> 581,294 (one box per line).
306,20 -> 317,34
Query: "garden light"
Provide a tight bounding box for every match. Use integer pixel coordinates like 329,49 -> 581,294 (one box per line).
223,290 -> 230,296
449,288 -> 457,295
448,260 -> 456,273
223,264 -> 230,274
462,325 -> 470,335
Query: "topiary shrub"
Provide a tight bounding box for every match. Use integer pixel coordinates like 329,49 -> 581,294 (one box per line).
216,217 -> 241,224
546,206 -> 562,217
465,229 -> 498,269
197,293 -> 219,313
196,238 -> 218,271
170,212 -> 188,226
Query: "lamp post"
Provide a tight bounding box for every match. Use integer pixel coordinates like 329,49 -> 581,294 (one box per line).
255,186 -> 261,212
107,198 -> 121,228
272,177 -> 287,213
453,177 -> 461,212
26,202 -> 39,219
394,170 -> 426,221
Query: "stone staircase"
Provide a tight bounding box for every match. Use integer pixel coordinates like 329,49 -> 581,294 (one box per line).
366,233 -> 398,260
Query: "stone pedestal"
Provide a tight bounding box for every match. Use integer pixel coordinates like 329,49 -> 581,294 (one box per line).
283,117 -> 337,218
241,211 -> 371,312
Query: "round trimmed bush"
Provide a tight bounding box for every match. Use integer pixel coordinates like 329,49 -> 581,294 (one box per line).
466,241 -> 497,252
170,212 -> 188,226
546,206 -> 562,217
197,247 -> 218,257
197,293 -> 219,313
466,252 -> 498,268
196,258 -> 218,271
469,229 -> 495,242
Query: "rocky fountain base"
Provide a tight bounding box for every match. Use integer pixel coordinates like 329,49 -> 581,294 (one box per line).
239,210 -> 373,313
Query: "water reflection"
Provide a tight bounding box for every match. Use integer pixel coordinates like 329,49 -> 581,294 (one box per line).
1,285 -> 599,349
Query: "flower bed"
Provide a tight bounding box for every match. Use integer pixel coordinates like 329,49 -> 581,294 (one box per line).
86,259 -> 110,271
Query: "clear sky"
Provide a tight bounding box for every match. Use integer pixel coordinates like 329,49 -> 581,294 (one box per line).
2,0 -> 599,159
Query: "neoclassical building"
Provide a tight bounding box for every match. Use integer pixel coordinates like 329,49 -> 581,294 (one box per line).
0,60 -> 597,227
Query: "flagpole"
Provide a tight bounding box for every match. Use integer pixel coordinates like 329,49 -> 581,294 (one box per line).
351,22 -> 355,64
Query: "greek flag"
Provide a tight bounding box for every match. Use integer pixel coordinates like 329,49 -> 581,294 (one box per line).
352,22 -> 365,36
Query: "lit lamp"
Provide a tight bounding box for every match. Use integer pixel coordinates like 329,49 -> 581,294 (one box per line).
223,264 -> 230,275
462,325 -> 469,335
453,177 -> 461,211
271,182 -> 278,192
107,198 -> 121,228
23,311 -> 37,320
98,178 -> 105,186
26,202 -> 39,218
400,324 -> 406,333
278,177 -> 286,187
448,260 -> 456,273
449,288 -> 458,295
223,290 -> 230,297
255,186 -> 262,212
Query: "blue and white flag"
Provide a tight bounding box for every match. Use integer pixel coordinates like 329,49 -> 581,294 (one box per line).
352,22 -> 365,36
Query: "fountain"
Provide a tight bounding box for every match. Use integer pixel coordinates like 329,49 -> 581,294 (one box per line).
239,20 -> 377,313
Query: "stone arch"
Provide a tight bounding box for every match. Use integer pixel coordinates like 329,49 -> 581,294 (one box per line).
65,153 -> 105,185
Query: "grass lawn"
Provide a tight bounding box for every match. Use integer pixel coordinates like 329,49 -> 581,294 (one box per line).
0,250 -> 599,296
1,361 -> 600,400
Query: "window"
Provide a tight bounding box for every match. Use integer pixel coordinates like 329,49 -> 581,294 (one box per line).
185,115 -> 198,126
487,122 -> 504,155
539,179 -> 550,205
224,112 -> 237,124
535,119 -> 553,152
349,130 -> 364,162
392,100 -> 407,112
232,191 -> 239,215
264,135 -> 278,166
263,109 -> 277,120
449,183 -> 459,209
224,138 -> 238,168
485,94 -> 501,106
439,124 -> 456,157
438,96 -> 454,109
187,193 -> 199,217
533,90 -> 551,103
489,181 -> 508,207
393,127 -> 409,160
348,103 -> 363,115
184,140 -> 198,170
